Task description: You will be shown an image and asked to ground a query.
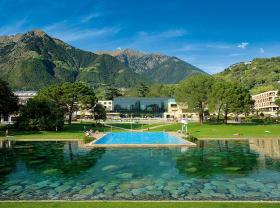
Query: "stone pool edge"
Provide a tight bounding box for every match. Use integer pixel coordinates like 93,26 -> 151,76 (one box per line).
86,132 -> 197,148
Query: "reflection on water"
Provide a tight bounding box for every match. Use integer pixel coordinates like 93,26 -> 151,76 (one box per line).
249,139 -> 280,159
0,139 -> 280,200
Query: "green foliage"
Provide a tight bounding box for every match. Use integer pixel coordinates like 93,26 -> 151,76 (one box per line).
137,82 -> 150,97
275,99 -> 280,107
93,103 -> 106,120
104,86 -> 122,100
0,79 -> 19,116
16,99 -> 64,131
209,79 -> 254,123
148,84 -> 177,97
176,74 -> 214,123
176,75 -> 254,124
216,57 -> 280,90
37,82 -> 97,124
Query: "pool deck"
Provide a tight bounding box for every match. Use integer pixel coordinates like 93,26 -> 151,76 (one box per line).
86,132 -> 197,148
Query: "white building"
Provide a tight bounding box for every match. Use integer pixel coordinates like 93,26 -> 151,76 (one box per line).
1,91 -> 37,123
252,90 -> 279,117
14,91 -> 37,105
98,100 -> 113,111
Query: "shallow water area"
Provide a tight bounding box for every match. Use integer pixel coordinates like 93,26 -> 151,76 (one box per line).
0,139 -> 280,200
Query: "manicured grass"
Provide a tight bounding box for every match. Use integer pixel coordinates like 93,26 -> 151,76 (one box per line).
0,123 -> 110,140
149,123 -> 280,138
0,202 -> 279,208
1,122 -> 279,140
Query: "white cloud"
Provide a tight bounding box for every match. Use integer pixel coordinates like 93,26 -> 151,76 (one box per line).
260,47 -> 265,53
237,42 -> 249,49
43,21 -> 121,42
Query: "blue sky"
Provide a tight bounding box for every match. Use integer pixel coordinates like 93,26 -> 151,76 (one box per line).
1,0 -> 280,73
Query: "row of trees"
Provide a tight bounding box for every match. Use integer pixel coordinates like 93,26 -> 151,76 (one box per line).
18,82 -> 108,131
0,79 -> 106,131
176,75 -> 254,124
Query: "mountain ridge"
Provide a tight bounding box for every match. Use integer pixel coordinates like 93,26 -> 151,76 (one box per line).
0,30 -> 205,89
96,48 -> 206,83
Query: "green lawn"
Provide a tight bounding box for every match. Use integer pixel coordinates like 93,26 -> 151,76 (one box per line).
0,202 -> 279,208
1,122 -> 279,140
148,123 -> 280,138
0,123 -> 110,140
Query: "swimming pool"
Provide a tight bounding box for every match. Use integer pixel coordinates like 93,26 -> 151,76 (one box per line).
92,132 -> 193,146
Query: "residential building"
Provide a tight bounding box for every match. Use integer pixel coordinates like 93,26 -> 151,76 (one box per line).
0,91 -> 37,123
98,100 -> 113,111
252,90 -> 279,117
14,91 -> 37,105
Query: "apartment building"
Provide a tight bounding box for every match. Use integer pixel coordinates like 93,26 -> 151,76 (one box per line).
252,90 -> 279,117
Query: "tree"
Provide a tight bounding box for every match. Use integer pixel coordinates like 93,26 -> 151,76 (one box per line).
175,75 -> 214,124
275,99 -> 280,117
16,99 -> 64,131
104,86 -> 122,100
37,82 -> 97,124
208,79 -> 232,122
0,79 -> 19,120
228,85 -> 254,120
137,83 -> 150,97
276,97 -> 280,108
93,103 -> 106,121
209,80 -> 254,124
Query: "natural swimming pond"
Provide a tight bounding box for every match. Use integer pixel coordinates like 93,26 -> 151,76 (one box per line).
0,139 -> 280,200
93,132 -> 188,145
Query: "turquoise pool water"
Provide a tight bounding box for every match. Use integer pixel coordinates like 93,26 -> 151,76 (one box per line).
0,139 -> 280,200
94,132 -> 187,145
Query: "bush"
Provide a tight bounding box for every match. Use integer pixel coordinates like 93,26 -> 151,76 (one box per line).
184,134 -> 198,143
16,99 -> 64,131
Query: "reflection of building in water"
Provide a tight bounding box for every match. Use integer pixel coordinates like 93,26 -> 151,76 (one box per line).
249,138 -> 280,159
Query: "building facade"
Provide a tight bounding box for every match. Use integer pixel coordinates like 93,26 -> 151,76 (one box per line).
98,100 -> 113,111
14,91 -> 37,105
113,97 -> 174,116
252,90 -> 279,117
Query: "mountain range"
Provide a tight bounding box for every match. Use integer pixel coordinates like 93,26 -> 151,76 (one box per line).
0,30 -> 205,90
96,49 -> 205,83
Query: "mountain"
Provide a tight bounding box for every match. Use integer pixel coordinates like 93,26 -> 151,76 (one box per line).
0,30 -> 144,90
216,57 -> 280,90
96,49 -> 205,83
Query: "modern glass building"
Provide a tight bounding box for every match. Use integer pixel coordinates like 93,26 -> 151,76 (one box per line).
113,97 -> 175,116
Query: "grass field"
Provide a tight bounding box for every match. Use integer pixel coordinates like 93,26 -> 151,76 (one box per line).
149,123 -> 280,138
0,202 -> 279,208
0,122 -> 279,140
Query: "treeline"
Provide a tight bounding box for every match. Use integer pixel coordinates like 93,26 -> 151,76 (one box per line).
176,75 -> 255,124
0,79 -> 106,131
